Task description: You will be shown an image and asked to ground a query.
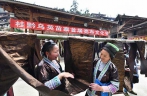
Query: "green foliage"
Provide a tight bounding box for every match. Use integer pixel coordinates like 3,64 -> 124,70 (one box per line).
82,9 -> 90,16
14,28 -> 23,32
70,0 -> 90,16
70,0 -> 79,13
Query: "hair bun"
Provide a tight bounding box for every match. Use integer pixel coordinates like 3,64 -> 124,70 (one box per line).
45,39 -> 55,44
48,40 -> 54,43
41,40 -> 56,57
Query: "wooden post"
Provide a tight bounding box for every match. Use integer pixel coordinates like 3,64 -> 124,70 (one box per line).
25,29 -> 27,33
10,28 -> 14,32
80,34 -> 83,37
42,31 -> 44,34
29,8 -> 34,33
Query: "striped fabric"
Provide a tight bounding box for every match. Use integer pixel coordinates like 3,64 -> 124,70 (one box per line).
87,59 -> 119,96
108,84 -> 118,94
44,76 -> 61,90
43,57 -> 61,73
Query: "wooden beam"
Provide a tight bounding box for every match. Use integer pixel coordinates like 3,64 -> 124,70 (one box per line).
29,8 -> 34,33
15,13 -> 105,29
29,9 -> 33,21
25,29 -> 27,33
103,23 -> 111,30
34,17 -> 39,22
41,30 -> 44,34
15,14 -> 29,18
33,13 -> 106,27
67,16 -> 75,26
14,7 -> 25,20
15,10 -> 29,15
118,20 -> 130,31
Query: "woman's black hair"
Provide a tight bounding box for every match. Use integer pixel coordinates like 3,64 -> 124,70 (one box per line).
41,40 -> 56,57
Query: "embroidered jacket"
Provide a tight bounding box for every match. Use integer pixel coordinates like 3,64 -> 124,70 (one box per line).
37,60 -> 68,94
91,59 -> 119,96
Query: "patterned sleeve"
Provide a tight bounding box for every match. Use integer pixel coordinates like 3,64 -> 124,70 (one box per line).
108,64 -> 119,94
44,76 -> 61,90
38,64 -> 61,90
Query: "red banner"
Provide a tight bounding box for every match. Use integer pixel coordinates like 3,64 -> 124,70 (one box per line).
10,18 -> 109,36
129,36 -> 147,41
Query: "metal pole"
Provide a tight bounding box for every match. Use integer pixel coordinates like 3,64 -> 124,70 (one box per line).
0,32 -> 145,43
37,34 -> 68,40
37,34 -> 143,43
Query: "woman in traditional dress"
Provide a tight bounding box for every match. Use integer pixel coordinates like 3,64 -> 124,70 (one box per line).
37,40 -> 74,95
86,42 -> 120,96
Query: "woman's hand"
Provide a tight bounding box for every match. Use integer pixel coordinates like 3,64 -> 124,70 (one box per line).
58,72 -> 74,80
89,83 -> 103,92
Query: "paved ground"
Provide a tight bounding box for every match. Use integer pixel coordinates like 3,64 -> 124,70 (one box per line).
13,78 -> 39,96
13,58 -> 147,96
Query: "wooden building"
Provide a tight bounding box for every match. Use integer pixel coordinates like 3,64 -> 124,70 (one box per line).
123,20 -> 147,40
110,14 -> 147,38
0,0 -> 117,37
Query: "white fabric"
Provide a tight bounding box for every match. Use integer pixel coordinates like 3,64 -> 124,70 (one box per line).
98,62 -> 106,71
74,89 -> 87,96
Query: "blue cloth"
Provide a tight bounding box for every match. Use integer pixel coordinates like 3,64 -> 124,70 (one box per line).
95,79 -> 110,96
124,87 -> 127,93
4,93 -> 7,96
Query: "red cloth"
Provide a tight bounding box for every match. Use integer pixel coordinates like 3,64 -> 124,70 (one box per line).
7,87 -> 14,96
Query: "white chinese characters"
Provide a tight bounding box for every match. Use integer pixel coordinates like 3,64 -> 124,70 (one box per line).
37,23 -> 45,30
15,21 -> 25,28
12,19 -> 109,36
27,22 -> 35,29
71,28 -> 76,33
63,27 -> 69,32
47,25 -> 54,31
77,28 -> 83,34
55,26 -> 62,32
